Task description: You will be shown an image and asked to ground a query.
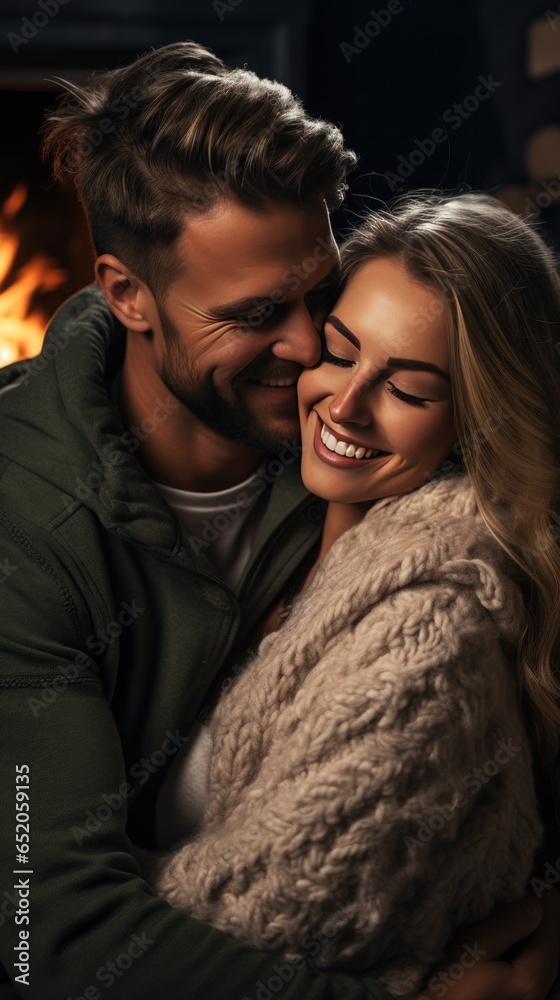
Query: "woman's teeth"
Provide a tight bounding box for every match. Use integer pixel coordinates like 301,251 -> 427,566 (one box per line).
320,422 -> 379,460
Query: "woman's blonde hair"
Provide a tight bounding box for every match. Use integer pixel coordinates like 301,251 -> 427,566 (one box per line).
341,192 -> 560,771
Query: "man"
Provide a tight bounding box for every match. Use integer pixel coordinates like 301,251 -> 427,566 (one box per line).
0,40 -> 558,1000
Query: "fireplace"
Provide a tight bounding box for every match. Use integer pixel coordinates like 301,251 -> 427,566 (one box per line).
0,0 -> 312,364
0,83 -> 95,365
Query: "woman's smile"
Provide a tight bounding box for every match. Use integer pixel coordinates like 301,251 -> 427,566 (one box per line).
298,256 -> 456,505
313,412 -> 392,467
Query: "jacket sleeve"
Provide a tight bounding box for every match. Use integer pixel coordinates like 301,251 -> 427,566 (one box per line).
0,524 -> 393,1000
146,579 -> 543,995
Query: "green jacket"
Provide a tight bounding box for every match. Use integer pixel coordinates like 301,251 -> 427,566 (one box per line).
0,285 -> 395,1000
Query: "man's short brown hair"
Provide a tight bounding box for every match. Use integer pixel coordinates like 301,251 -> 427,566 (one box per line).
41,41 -> 357,299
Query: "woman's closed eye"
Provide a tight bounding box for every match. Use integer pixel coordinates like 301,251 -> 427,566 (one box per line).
320,344 -> 354,369
320,345 -> 432,409
386,382 -> 430,409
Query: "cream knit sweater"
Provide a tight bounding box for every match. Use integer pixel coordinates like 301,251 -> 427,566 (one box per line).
144,469 -> 543,998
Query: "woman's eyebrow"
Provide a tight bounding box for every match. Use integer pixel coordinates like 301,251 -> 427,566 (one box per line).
325,314 -> 451,382
326,314 -> 360,348
387,358 -> 451,382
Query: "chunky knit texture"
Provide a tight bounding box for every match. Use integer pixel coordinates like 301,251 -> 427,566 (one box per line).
146,470 -> 543,997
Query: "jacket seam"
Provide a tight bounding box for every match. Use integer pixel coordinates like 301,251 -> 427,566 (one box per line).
0,505 -> 83,642
0,675 -> 102,688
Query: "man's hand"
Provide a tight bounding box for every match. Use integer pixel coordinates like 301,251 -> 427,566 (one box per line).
130,838 -> 560,1000
413,890 -> 560,1000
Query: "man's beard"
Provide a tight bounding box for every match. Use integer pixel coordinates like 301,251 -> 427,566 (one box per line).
159,308 -> 301,452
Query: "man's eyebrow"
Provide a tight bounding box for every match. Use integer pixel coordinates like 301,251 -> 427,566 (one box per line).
208,265 -> 341,321
325,315 -> 451,382
208,296 -> 277,320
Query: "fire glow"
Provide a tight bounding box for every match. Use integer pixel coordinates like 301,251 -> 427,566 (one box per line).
0,183 -> 67,366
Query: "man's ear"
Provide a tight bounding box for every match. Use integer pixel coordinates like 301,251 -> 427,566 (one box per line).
95,255 -> 154,333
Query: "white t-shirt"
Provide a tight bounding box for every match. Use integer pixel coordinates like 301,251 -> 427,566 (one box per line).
109,372 -> 272,844
152,471 -> 273,847
154,467 -> 268,592
110,368 -> 268,593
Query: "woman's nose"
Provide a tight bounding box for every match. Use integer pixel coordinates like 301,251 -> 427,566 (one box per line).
328,376 -> 372,426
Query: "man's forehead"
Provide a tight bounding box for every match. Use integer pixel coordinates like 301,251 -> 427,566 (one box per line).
177,197 -> 337,270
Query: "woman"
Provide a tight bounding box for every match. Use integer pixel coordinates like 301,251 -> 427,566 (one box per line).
136,193 -> 560,997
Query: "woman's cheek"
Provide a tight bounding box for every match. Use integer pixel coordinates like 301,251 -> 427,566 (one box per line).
297,368 -> 323,411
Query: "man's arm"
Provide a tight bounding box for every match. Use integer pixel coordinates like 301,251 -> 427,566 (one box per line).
0,526 -> 392,1000
140,583 -> 545,995
2,526 -> 557,1000
2,674 -> 404,1000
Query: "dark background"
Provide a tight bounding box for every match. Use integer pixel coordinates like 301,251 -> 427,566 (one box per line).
0,0 -> 559,327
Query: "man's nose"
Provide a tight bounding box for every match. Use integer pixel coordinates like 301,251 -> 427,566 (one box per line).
328,375 -> 372,426
270,309 -> 322,368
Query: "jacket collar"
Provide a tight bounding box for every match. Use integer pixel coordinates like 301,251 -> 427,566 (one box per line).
0,284 -> 314,569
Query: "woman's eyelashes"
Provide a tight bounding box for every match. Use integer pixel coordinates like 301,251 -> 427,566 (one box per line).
386,382 -> 429,408
320,345 -> 354,369
320,345 -> 429,408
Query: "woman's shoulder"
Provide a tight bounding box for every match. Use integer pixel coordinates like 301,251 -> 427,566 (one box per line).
320,468 -> 490,574
227,470 -> 523,747
300,468 -> 525,645
362,467 -> 478,536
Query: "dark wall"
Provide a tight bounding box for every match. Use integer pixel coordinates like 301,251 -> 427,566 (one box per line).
1,0 -> 559,243
303,0 -> 560,244
306,1 -> 508,221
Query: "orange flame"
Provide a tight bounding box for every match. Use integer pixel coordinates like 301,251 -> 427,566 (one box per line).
0,183 -> 68,366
